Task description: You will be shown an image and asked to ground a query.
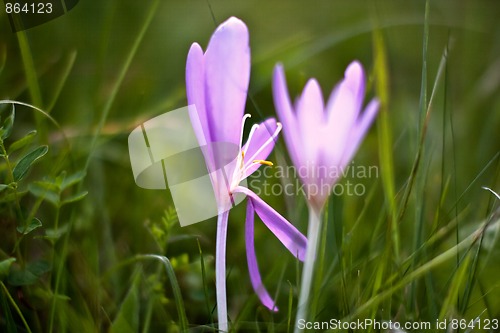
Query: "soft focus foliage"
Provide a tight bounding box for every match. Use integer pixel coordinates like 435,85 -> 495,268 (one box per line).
0,1 -> 499,332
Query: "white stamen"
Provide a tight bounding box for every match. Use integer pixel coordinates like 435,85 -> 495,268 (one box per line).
238,114 -> 252,150
231,114 -> 253,187
242,123 -> 260,155
244,122 -> 282,173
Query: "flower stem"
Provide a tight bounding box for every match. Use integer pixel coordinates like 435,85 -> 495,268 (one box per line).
295,208 -> 322,332
216,210 -> 230,332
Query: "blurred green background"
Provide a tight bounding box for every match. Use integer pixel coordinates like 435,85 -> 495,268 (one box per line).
1,0 -> 499,332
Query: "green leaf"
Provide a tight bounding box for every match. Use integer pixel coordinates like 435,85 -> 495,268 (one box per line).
12,146 -> 48,182
0,184 -> 9,192
8,130 -> 37,154
0,258 -> 16,278
0,104 -> 15,140
29,181 -> 60,206
8,260 -> 51,286
109,273 -> 140,333
17,218 -> 42,235
35,224 -> 69,243
61,190 -> 88,206
61,170 -> 86,190
8,269 -> 37,286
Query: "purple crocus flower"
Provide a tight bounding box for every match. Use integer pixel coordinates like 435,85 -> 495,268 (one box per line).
272,62 -> 379,329
186,17 -> 307,331
273,62 -> 380,213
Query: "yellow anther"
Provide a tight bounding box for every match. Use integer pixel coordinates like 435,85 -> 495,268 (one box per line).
253,159 -> 273,166
242,151 -> 245,159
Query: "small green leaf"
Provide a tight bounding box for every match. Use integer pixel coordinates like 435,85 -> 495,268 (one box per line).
8,130 -> 37,154
27,260 -> 51,277
17,218 -> 42,235
12,145 -> 48,182
0,184 -> 9,192
29,181 -> 60,206
0,258 -> 16,278
61,170 -> 86,190
61,190 -> 88,206
0,104 -> 15,140
8,260 -> 51,286
34,224 -> 69,243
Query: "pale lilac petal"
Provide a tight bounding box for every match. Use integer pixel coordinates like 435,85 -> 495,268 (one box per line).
344,61 -> 366,112
296,78 -> 325,128
235,186 -> 307,260
296,79 -> 325,166
242,118 -> 278,177
326,61 -> 366,121
325,61 -> 366,167
340,99 -> 380,168
205,17 -> 250,146
245,199 -> 278,311
272,65 -> 302,168
186,43 -> 210,145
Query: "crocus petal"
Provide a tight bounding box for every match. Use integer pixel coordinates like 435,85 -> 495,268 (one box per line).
273,64 -> 302,169
235,186 -> 307,260
340,98 -> 380,168
186,43 -> 210,145
297,79 -> 325,129
242,118 -> 278,177
245,199 -> 279,311
204,17 -> 250,146
296,78 -> 326,168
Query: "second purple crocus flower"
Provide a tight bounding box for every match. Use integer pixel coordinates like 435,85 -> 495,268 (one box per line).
273,62 -> 379,330
186,17 -> 307,332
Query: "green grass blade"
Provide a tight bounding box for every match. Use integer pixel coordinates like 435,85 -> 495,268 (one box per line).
16,31 -> 43,107
139,254 -> 188,332
110,272 -> 141,333
198,238 -> 214,325
339,216 -> 498,323
372,13 -> 399,263
0,281 -> 33,333
0,282 -> 17,333
438,254 -> 472,321
84,0 -> 160,171
46,51 -> 78,113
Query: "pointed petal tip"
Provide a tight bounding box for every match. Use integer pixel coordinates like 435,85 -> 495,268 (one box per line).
344,60 -> 365,86
363,98 -> 380,120
215,16 -> 249,40
186,43 -> 204,72
225,16 -> 246,26
303,78 -> 323,100
346,60 -> 363,75
188,42 -> 203,54
272,64 -> 284,86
